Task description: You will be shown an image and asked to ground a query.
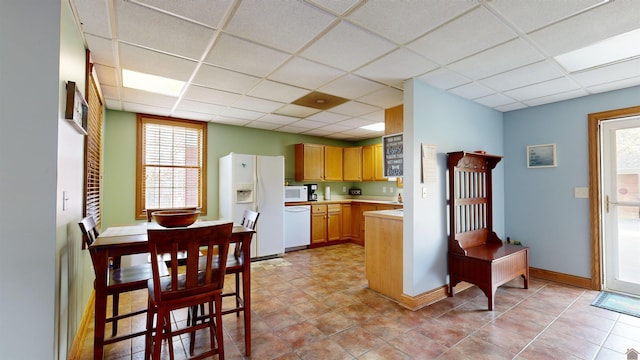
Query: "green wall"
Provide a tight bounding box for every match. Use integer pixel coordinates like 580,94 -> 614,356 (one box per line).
102,109 -> 396,228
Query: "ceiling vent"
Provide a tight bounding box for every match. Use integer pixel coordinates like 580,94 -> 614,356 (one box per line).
291,91 -> 349,110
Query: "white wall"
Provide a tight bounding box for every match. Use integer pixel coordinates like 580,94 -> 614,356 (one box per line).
0,1 -> 61,358
403,79 -> 504,296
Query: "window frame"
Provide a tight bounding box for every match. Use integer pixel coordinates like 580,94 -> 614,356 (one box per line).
135,114 -> 207,219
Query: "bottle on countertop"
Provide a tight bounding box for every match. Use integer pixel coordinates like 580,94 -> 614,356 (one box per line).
397,192 -> 402,203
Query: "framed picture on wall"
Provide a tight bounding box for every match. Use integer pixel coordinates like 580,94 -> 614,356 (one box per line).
527,143 -> 557,168
64,81 -> 88,135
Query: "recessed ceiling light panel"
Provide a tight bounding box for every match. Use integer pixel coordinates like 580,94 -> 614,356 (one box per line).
122,69 -> 185,97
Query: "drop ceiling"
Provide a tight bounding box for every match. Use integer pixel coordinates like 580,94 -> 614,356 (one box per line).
71,0 -> 640,141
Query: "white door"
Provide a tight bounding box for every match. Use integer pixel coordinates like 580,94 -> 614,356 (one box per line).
601,116 -> 640,296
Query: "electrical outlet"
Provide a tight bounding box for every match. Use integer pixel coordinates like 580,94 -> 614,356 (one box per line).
390,187 -> 394,192
342,186 -> 346,192
382,187 -> 386,193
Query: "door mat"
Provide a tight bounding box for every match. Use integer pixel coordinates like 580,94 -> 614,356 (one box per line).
591,291 -> 640,318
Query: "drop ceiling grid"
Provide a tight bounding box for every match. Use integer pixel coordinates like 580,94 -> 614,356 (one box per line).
70,0 -> 640,141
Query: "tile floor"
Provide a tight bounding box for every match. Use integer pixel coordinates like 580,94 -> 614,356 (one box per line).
79,243 -> 640,359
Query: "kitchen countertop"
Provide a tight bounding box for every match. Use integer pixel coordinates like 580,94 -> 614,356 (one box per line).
285,199 -> 404,206
363,209 -> 404,219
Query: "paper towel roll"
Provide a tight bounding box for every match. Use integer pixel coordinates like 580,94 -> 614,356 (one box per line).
324,186 -> 331,200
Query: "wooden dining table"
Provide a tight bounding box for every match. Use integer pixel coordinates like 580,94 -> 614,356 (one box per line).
89,220 -> 255,360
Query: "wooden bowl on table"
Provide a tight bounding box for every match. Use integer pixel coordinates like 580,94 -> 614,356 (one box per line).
152,209 -> 200,228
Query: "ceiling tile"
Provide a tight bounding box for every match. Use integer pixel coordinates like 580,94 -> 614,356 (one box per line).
258,113 -> 300,125
571,58 -> 640,88
192,64 -> 261,94
248,80 -> 309,103
360,110 -> 384,123
269,57 -> 345,91
204,33 -> 290,78
407,7 -> 516,65
317,123 -> 352,132
93,64 -> 118,87
276,124 -> 309,134
306,0 -> 361,15
100,84 -> 119,100
176,99 -> 226,114
301,20 -> 396,71
118,43 -> 197,81
213,117 -> 251,126
480,61 -> 565,92
487,0 -> 606,33
473,93 -> 517,108
528,0 -> 640,56
232,96 -> 285,113
347,0 -> 477,44
123,102 -> 171,116
357,87 -> 404,108
288,119 -> 328,129
417,68 -> 471,90
105,98 -> 122,110
116,0 -> 214,60
496,102 -> 527,112
448,38 -> 544,80
336,117 -> 371,128
74,0 -> 112,38
354,48 -> 438,88
121,88 -> 178,108
85,34 -> 116,68
523,89 -> 589,107
305,111 -> 350,124
274,104 -> 321,118
243,121 -> 283,131
318,74 -> 386,99
220,107 -> 265,120
224,0 -> 335,53
182,85 -> 242,105
171,109 -> 213,121
505,77 -> 581,101
585,77 -> 640,94
449,82 -> 495,100
135,0 -> 234,28
329,101 -> 380,117
302,128 -> 336,137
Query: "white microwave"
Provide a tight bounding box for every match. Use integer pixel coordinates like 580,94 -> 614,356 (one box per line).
284,185 -> 307,202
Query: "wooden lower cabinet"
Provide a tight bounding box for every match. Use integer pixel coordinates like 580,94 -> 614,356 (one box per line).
341,204 -> 351,240
311,205 -> 327,245
311,203 -> 343,246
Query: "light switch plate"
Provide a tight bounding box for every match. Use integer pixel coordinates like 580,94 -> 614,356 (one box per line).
422,187 -> 427,198
574,187 -> 589,198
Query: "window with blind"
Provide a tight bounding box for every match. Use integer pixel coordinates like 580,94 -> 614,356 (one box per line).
85,72 -> 103,228
136,114 -> 207,219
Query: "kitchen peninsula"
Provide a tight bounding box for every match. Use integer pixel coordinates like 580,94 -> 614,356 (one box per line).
363,209 -> 408,307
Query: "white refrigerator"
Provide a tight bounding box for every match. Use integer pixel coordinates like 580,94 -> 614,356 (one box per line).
219,153 -> 285,259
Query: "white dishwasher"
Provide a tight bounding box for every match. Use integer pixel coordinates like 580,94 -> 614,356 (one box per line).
284,205 -> 311,250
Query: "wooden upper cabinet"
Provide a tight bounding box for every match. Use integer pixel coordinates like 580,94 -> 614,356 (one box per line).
385,105 -> 403,135
295,143 -> 324,181
343,146 -> 362,181
324,146 -> 343,181
362,144 -> 386,181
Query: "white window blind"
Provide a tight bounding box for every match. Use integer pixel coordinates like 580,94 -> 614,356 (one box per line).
136,115 -> 207,218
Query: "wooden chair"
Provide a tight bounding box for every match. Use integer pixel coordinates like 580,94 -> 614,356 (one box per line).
190,209 -> 259,356
78,216 -> 167,340
145,222 -> 233,360
146,207 -> 199,264
447,151 -> 529,310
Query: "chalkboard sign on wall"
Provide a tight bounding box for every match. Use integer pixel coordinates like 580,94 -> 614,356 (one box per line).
382,133 -> 403,177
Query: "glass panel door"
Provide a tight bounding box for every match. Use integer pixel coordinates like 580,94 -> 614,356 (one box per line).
601,117 -> 640,296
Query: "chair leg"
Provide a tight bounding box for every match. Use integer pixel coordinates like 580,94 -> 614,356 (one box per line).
144,299 -> 154,360
214,296 -> 225,360
112,293 -> 119,337
235,273 -> 240,317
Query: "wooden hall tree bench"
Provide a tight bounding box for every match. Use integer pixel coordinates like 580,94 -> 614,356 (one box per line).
447,151 -> 529,310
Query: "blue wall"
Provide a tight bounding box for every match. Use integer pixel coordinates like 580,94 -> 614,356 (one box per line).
404,79 -> 504,295
504,85 -> 640,278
